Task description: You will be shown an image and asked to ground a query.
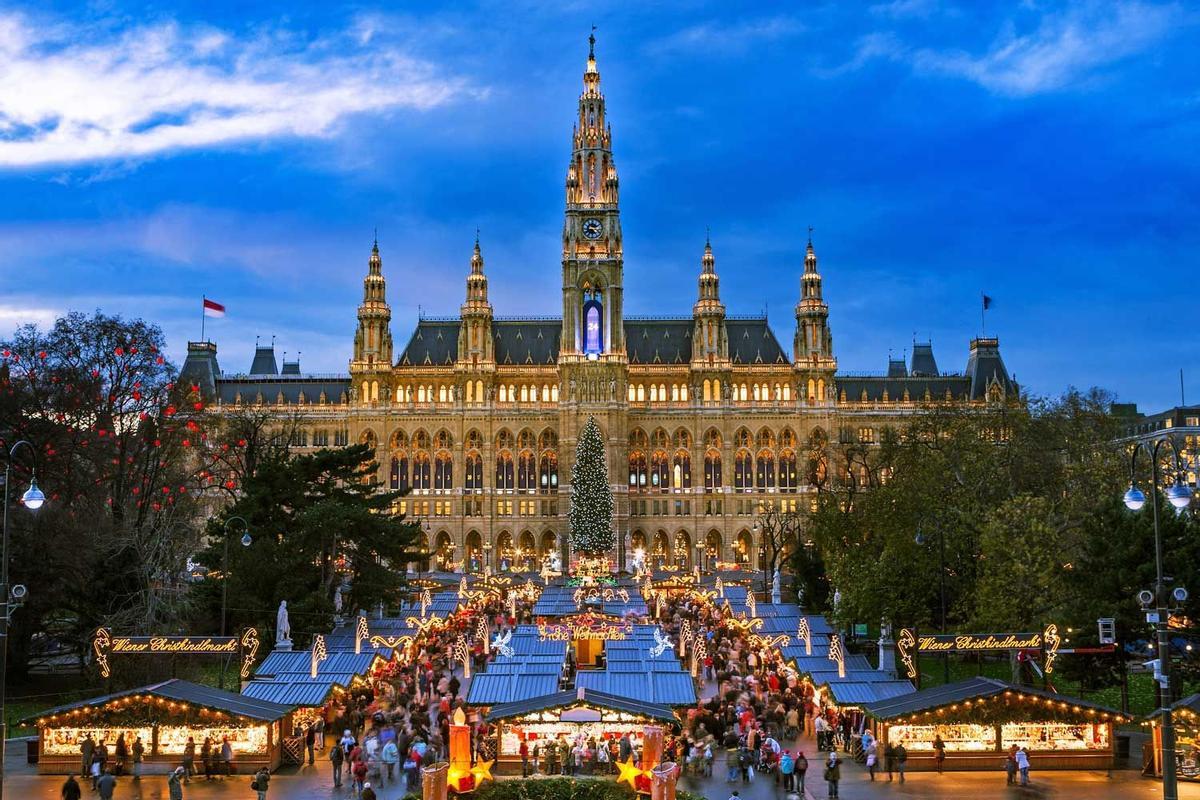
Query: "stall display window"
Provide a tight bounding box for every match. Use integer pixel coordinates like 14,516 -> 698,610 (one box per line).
157,725 -> 270,755
1176,731 -> 1200,780
886,724 -> 997,752
43,727 -> 154,756
999,722 -> 1108,752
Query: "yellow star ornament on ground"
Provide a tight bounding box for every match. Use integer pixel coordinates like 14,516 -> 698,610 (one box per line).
616,756 -> 648,788
470,759 -> 495,786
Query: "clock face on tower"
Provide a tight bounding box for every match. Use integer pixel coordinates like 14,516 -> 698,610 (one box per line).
582,218 -> 603,240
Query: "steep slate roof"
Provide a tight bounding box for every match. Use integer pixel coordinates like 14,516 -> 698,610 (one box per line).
215,376 -> 351,406
22,679 -> 293,724
833,376 -> 971,403
397,316 -> 788,368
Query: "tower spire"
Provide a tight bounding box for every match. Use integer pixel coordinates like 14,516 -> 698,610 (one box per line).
459,235 -> 494,365
351,238 -> 393,383
794,233 -> 836,395
692,235 -> 727,366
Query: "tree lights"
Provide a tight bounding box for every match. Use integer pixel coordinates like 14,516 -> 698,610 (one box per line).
568,416 -> 614,554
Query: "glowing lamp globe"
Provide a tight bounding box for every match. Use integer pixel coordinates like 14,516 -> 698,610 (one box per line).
21,478 -> 45,510
240,531 -> 253,547
1166,484 -> 1192,511
1123,485 -> 1146,511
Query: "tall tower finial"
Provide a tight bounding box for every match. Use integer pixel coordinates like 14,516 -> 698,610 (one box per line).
589,24 -> 596,58
807,224 -> 814,246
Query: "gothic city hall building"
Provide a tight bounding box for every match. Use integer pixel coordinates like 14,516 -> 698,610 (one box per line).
183,40 -> 1016,574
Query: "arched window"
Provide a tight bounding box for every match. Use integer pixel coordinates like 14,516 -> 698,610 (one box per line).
517,450 -> 537,492
679,384 -> 688,402
412,452 -> 431,491
629,451 -> 647,491
636,384 -> 645,402
582,284 -> 604,356
390,455 -> 409,491
628,384 -> 636,402
673,450 -> 691,490
734,449 -> 753,491
498,385 -> 508,402
703,380 -> 712,403
818,378 -> 826,400
495,451 -> 514,491
465,381 -> 474,404
551,384 -> 559,401
782,383 -> 791,401
756,449 -> 776,490
807,378 -> 816,402
712,379 -> 722,402
649,384 -> 659,402
779,449 -> 798,492
464,452 -> 483,491
704,450 -> 722,492
539,453 -> 558,492
434,452 -> 453,490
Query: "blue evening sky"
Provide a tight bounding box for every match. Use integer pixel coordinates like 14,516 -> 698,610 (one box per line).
0,1 -> 1196,410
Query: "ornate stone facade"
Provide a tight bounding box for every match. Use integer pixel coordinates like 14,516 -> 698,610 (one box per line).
182,39 -> 1016,574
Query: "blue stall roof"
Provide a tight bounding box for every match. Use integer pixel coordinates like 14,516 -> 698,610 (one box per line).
574,670 -> 697,707
242,679 -> 345,707
466,673 -> 562,705
255,650 -> 381,679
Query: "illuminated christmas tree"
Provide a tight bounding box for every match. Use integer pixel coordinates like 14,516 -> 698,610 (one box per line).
569,416 -> 614,554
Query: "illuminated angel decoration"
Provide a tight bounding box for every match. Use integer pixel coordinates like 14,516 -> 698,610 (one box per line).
649,628 -> 674,658
492,629 -> 514,658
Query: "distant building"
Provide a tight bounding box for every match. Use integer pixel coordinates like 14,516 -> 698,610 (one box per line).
182,38 -> 1017,574
1117,403 -> 1200,486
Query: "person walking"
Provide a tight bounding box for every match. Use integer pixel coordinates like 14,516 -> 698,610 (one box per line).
60,775 -> 82,800
779,750 -> 795,792
381,736 -> 399,784
167,766 -> 185,800
824,755 -> 841,799
1016,746 -> 1030,786
331,737 -> 345,788
894,742 -> 908,783
92,740 -> 109,789
220,736 -> 234,777
933,734 -> 946,774
1005,744 -> 1018,785
79,734 -> 95,780
251,766 -> 270,800
131,735 -> 144,780
520,737 -> 530,777
794,749 -> 808,796
725,743 -> 740,783
114,733 -> 128,776
96,768 -> 117,800
866,737 -> 878,781
305,724 -> 316,766
182,737 -> 196,783
200,737 -> 213,780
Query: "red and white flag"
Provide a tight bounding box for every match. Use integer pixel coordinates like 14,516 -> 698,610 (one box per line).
203,298 -> 226,318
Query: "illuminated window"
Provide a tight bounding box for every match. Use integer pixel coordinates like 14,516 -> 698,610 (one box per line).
582,284 -> 604,356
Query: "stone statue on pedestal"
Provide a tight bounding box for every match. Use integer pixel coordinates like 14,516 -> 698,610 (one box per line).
275,600 -> 292,649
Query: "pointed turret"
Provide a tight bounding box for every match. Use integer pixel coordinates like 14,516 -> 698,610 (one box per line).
458,233 -> 494,366
350,237 -> 393,403
692,233 -> 728,367
793,232 -> 837,403
561,31 -> 625,360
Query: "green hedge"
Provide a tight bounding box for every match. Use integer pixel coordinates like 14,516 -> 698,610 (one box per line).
400,777 -> 704,800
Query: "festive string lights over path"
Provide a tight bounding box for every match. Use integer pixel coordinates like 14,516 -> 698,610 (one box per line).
568,415 -> 615,554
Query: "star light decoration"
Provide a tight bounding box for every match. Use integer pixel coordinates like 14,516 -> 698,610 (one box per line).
453,634 -> 471,679
828,633 -> 846,679
448,758 -> 495,793
616,756 -> 654,794
797,617 -> 813,655
355,615 -> 370,655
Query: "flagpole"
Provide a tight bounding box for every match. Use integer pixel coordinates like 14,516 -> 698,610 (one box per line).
201,295 -> 206,343
980,293 -> 986,338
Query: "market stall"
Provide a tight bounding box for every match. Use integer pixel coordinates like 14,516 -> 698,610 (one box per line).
864,676 -> 1125,771
24,679 -> 294,774
1145,692 -> 1200,780
484,688 -> 679,764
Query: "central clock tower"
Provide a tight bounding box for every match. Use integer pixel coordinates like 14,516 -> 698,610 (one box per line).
560,32 -> 624,361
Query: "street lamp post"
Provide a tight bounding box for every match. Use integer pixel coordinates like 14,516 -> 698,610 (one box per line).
1123,435 -> 1193,800
1,440 -> 46,800
915,521 -> 950,684
218,516 -> 251,691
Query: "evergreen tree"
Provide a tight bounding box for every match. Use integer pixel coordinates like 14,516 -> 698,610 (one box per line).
569,416 -> 614,554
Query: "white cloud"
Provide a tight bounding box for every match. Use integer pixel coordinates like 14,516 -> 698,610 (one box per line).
0,12 -> 476,167
913,2 -> 1183,95
869,0 -> 940,18
0,302 -> 61,331
647,16 -> 803,57
833,1 -> 1185,96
